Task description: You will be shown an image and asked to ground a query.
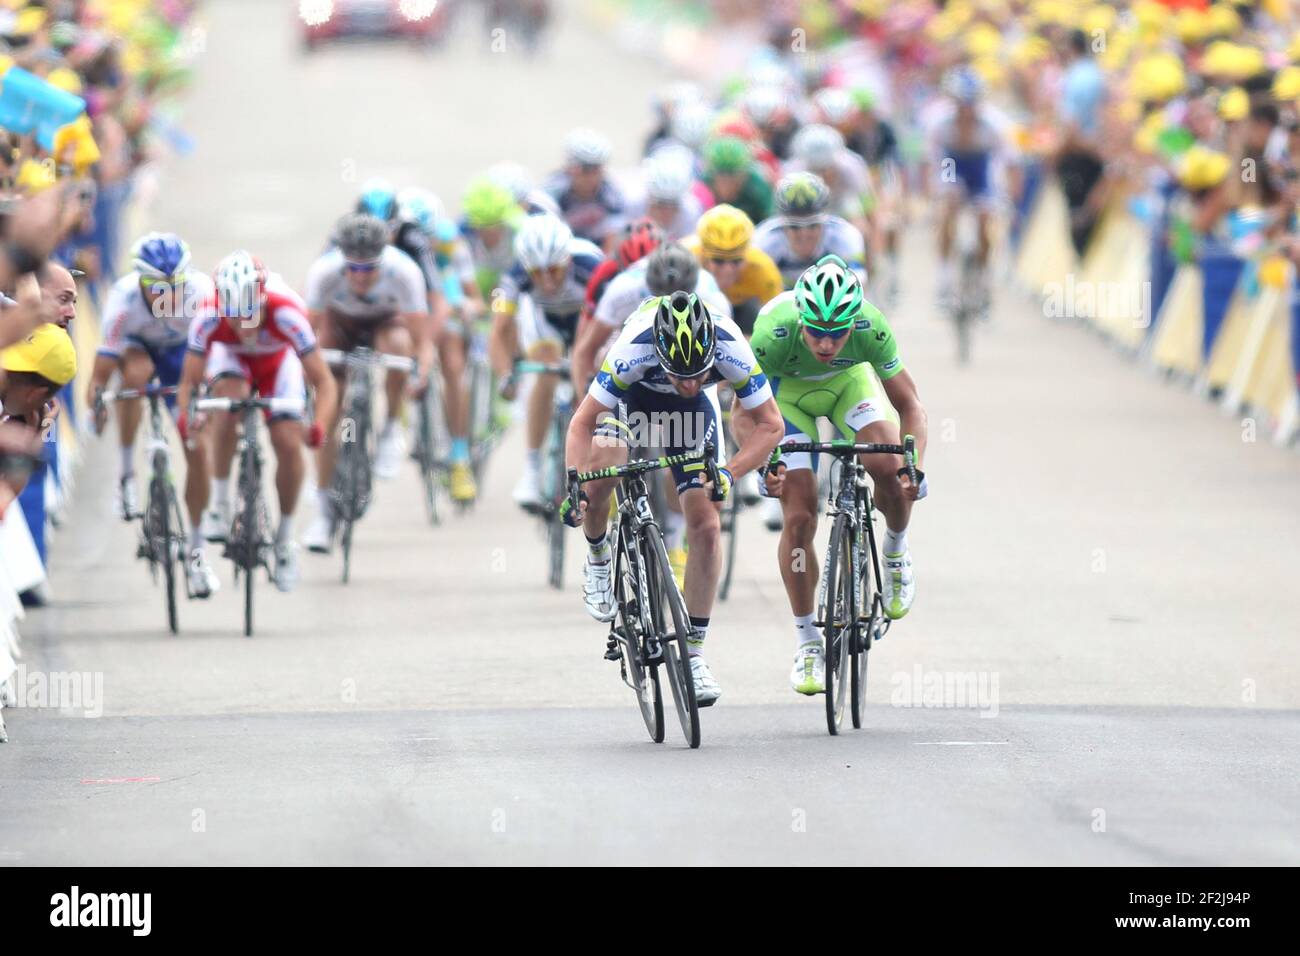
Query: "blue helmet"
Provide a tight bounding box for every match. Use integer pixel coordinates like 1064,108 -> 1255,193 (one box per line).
357,178 -> 398,223
943,67 -> 984,105
132,232 -> 191,280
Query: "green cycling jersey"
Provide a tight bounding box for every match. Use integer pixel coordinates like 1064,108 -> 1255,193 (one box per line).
750,291 -> 904,383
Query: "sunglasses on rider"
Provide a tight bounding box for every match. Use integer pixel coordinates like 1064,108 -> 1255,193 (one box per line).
804,324 -> 849,340
527,264 -> 568,282
139,274 -> 186,291
345,260 -> 379,274
706,255 -> 744,268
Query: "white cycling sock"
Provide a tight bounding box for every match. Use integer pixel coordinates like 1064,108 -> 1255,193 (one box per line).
884,526 -> 908,557
794,612 -> 818,649
120,445 -> 135,478
189,529 -> 204,553
585,531 -> 611,564
525,448 -> 541,473
382,417 -> 399,439
212,479 -> 230,509
317,487 -> 332,517
939,259 -> 955,288
277,513 -> 295,547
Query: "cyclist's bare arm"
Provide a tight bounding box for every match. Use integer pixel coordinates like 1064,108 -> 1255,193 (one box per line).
400,309 -> 435,379
563,393 -> 609,476
881,369 -> 927,485
726,395 -> 784,479
301,349 -> 337,435
175,351 -> 208,429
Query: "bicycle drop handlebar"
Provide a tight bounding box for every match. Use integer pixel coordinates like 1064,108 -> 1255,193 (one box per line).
319,348 -> 417,373
193,396 -> 307,415
773,435 -> 916,478
568,443 -> 725,504
99,384 -> 179,403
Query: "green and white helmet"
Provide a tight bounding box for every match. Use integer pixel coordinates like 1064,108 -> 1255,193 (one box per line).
653,291 -> 716,377
793,254 -> 863,331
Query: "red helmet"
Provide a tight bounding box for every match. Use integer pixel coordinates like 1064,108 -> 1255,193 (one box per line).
616,218 -> 664,269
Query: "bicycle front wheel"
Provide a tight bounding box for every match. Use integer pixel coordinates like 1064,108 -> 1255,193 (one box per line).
645,524 -> 699,748
149,476 -> 180,635
417,385 -> 442,526
822,513 -> 854,735
613,515 -> 663,742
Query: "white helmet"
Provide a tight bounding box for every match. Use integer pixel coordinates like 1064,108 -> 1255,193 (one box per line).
743,84 -> 787,126
813,87 -> 855,126
487,162 -> 534,202
671,101 -> 714,150
514,215 -> 573,270
657,81 -> 704,115
565,128 -> 612,166
643,150 -> 693,202
792,123 -> 844,169
214,250 -> 264,321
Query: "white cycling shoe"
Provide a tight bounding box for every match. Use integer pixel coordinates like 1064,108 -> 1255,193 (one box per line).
513,467 -> 545,513
187,549 -> 220,600
790,643 -> 826,695
273,542 -> 300,593
690,655 -> 721,706
302,511 -> 335,554
200,501 -> 231,542
882,549 -> 915,620
374,428 -> 404,479
582,556 -> 616,622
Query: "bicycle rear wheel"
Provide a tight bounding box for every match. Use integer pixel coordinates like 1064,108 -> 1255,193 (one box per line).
822,513 -> 854,735
542,412 -> 568,590
645,524 -> 700,748
612,515 -> 663,742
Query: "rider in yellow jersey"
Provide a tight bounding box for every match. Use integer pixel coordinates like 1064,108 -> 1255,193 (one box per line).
682,204 -> 783,337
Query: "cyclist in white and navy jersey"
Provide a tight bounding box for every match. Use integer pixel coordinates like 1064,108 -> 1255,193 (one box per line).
543,128 -> 629,250
755,172 -> 867,288
490,214 -> 605,511
560,291 -> 784,706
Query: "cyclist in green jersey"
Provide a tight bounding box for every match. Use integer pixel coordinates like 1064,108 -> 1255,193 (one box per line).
741,254 -> 928,696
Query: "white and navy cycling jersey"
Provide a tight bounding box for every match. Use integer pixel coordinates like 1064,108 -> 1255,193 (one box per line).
624,188 -> 705,241
99,271 -> 216,358
542,172 -> 628,245
754,215 -> 867,288
496,237 -> 604,326
591,298 -> 772,409
303,245 -> 428,323
785,151 -> 876,223
924,102 -> 1015,201
593,260 -> 730,329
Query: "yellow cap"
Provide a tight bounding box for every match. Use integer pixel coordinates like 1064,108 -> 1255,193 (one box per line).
1177,145 -> 1231,191
1175,8 -> 1212,44
1218,86 -> 1249,121
1,323 -> 77,387
53,115 -> 100,172
1206,4 -> 1242,39
44,67 -> 83,96
12,6 -> 47,36
1131,53 -> 1187,103
1082,5 -> 1116,37
965,22 -> 1002,59
1011,35 -> 1050,67
15,158 -> 57,193
1200,41 -> 1265,81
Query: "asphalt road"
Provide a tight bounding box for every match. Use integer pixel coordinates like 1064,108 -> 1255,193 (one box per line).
2,0 -> 1297,865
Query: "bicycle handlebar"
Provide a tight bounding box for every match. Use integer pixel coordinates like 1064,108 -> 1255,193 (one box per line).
570,443 -> 719,488
513,360 -> 570,377
773,434 -> 919,484
194,396 -> 307,415
99,384 -> 179,403
319,348 -> 417,373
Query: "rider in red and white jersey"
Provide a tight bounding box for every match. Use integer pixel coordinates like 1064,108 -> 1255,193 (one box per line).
177,252 -> 336,593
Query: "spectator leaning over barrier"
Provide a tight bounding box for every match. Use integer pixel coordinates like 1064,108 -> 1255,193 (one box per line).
38,263 -> 79,331
0,323 -> 76,498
